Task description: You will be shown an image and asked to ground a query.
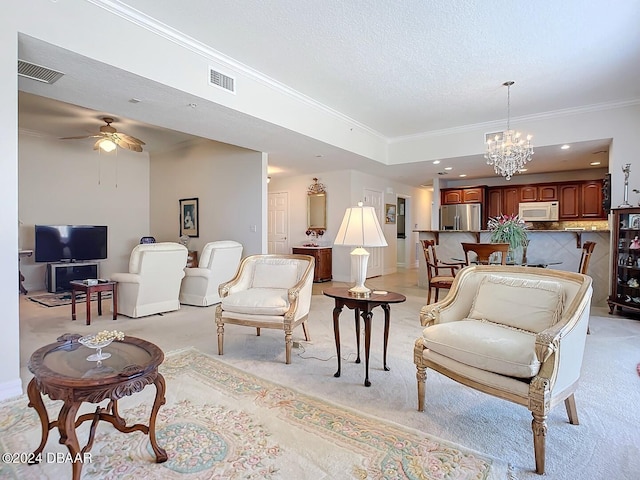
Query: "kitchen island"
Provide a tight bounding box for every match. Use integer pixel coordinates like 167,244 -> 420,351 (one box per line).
415,228 -> 610,307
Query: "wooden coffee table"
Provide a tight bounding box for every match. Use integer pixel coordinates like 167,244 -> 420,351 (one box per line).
70,280 -> 118,325
27,334 -> 168,480
323,287 -> 406,386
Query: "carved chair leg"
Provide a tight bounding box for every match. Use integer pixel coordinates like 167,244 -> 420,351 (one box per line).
216,322 -> 224,355
564,394 -> 579,425
256,327 -> 261,336
284,329 -> 292,364
427,287 -> 432,305
416,364 -> 426,412
434,288 -> 439,302
531,412 -> 548,474
302,321 -> 311,341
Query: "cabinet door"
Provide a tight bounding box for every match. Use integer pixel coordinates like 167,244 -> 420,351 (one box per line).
442,189 -> 462,205
559,184 -> 580,219
581,181 -> 604,218
538,185 -> 558,201
487,188 -> 503,218
503,188 -> 519,216
519,186 -> 538,202
462,187 -> 484,203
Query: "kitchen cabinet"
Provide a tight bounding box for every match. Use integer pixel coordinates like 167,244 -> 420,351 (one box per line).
581,181 -> 604,218
559,184 -> 580,219
608,208 -> 640,315
292,246 -> 332,282
559,181 -> 605,220
441,187 -> 485,205
520,184 -> 558,202
487,188 -> 503,218
503,187 -> 520,216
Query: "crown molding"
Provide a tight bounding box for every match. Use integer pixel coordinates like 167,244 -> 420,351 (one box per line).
86,0 -> 385,141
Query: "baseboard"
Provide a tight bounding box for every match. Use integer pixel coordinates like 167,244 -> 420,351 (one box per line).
0,378 -> 23,401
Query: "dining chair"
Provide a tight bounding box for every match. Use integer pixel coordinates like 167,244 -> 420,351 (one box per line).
421,240 -> 462,304
579,241 -> 596,334
461,242 -> 510,265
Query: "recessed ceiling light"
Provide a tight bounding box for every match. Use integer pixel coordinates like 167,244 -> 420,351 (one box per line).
459,174 -> 467,177
315,154 -> 323,158
188,103 -> 197,108
444,167 -> 453,171
433,160 -> 441,164
561,144 -> 571,150
519,168 -> 528,172
590,161 -> 601,166
128,98 -> 141,104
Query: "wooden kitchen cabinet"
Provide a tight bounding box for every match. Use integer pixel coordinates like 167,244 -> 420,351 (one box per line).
487,188 -> 503,218
559,184 -> 580,219
519,184 -> 558,202
503,187 -> 520,216
292,246 -> 332,282
581,181 -> 604,218
441,187 -> 485,205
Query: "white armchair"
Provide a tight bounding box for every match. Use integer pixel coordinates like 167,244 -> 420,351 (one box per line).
111,242 -> 188,318
414,265 -> 592,474
215,254 -> 315,364
179,241 -> 243,306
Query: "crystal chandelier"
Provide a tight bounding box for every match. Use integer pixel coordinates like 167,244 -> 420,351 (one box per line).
485,81 -> 533,180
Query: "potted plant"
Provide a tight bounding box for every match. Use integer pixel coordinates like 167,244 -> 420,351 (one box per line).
488,214 -> 529,263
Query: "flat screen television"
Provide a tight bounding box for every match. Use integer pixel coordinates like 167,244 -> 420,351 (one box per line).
35,225 -> 108,263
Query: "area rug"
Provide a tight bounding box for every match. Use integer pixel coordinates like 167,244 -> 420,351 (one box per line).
27,291 -> 112,308
0,348 -> 509,479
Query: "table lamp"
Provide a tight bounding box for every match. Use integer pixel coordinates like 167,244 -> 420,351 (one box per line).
334,202 -> 388,297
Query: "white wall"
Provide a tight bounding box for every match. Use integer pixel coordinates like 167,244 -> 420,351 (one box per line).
150,140 -> 264,255
18,134 -> 151,291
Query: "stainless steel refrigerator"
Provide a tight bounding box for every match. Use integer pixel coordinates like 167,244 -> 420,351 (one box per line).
440,203 -> 482,231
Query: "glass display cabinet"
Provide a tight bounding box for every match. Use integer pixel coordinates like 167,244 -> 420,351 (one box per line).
608,207 -> 640,315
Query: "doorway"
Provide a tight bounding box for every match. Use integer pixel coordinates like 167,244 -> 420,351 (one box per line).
268,192 -> 289,254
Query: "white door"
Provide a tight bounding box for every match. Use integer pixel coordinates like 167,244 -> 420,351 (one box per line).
363,188 -> 384,278
268,192 -> 289,254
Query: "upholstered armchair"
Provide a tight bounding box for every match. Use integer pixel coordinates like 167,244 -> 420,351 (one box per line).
414,265 -> 592,474
179,241 -> 243,306
215,254 -> 315,364
111,242 -> 188,318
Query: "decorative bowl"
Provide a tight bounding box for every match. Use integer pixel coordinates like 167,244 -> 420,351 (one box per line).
78,334 -> 113,362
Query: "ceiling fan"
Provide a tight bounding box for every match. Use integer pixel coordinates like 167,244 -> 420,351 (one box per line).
61,117 -> 146,153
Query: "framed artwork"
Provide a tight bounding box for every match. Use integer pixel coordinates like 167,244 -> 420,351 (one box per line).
179,198 -> 199,237
629,214 -> 640,230
385,203 -> 396,224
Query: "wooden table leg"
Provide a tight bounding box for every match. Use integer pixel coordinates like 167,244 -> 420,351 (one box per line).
27,378 -> 51,463
382,304 -> 391,371
149,373 -> 168,463
332,302 -> 343,378
112,284 -> 118,320
71,288 -> 77,321
362,309 -> 373,387
97,290 -> 103,316
57,401 -> 83,480
85,288 -> 91,326
354,307 -> 361,364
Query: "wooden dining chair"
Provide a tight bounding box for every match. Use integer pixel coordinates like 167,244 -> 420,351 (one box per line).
461,242 -> 510,265
579,241 -> 596,334
421,240 -> 462,304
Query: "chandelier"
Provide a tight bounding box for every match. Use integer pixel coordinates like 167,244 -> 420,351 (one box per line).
485,81 -> 533,180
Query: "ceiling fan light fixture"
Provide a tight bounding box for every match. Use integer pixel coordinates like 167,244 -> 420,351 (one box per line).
98,138 -> 116,152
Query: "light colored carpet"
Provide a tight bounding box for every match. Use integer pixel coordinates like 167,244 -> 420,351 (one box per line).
14,269 -> 640,479
1,347 -> 508,479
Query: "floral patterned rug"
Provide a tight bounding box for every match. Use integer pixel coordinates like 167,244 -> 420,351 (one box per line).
0,348 -> 508,479
27,291 -> 112,308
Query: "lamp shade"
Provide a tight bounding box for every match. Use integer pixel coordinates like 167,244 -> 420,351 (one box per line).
334,203 -> 388,248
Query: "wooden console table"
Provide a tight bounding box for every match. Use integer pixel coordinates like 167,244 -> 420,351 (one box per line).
27,334 -> 168,480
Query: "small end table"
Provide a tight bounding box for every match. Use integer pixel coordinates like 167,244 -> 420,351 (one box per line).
70,280 -> 118,326
323,287 -> 406,386
27,334 -> 167,480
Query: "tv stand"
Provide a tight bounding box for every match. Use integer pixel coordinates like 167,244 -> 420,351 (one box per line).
47,262 -> 99,293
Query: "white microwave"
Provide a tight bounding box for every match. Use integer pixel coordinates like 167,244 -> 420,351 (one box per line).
518,201 -> 559,221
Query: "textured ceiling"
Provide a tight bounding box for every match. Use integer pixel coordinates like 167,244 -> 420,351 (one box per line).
17,0 -> 640,185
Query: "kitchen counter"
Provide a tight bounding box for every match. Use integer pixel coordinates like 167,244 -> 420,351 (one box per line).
414,229 -> 610,248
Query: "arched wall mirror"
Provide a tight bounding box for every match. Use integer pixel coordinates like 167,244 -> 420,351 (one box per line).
307,178 -> 327,230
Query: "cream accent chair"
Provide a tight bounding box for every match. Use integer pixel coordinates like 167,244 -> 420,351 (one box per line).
215,254 -> 315,364
111,242 -> 188,318
414,265 -> 592,474
179,241 -> 243,306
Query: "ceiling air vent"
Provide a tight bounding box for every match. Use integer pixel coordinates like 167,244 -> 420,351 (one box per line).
484,130 -> 504,143
18,60 -> 64,84
208,67 -> 235,94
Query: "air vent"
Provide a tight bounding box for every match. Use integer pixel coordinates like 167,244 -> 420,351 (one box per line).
18,60 -> 64,84
208,67 -> 235,93
484,130 -> 503,143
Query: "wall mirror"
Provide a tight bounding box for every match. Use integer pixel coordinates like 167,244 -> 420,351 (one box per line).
307,178 -> 327,230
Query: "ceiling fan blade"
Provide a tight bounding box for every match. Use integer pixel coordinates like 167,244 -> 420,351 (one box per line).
120,133 -> 145,145
113,136 -> 143,152
60,134 -> 101,140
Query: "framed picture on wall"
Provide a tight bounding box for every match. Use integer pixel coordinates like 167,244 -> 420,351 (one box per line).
385,203 -> 396,224
179,198 -> 199,237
